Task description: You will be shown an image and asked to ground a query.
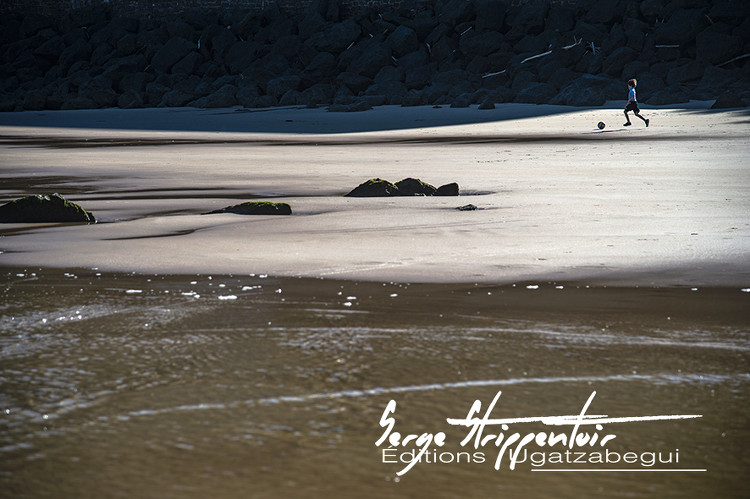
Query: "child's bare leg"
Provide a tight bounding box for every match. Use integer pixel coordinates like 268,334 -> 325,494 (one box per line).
634,111 -> 646,122
624,110 -> 631,125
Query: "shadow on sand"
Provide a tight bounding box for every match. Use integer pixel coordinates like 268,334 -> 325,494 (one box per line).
0,101 -> 719,136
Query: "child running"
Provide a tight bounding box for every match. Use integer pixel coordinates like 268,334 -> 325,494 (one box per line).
624,79 -> 649,127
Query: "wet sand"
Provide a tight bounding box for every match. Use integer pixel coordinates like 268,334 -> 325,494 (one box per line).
1,269 -> 749,498
1,103 -> 749,286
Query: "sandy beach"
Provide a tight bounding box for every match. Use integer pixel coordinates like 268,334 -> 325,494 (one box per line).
1,102 -> 748,286
1,103 -> 749,498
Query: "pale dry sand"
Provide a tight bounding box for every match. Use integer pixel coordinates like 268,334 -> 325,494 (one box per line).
1,103 -> 749,286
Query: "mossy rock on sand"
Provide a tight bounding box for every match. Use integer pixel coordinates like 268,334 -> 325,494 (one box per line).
346,178 -> 460,197
0,193 -> 96,223
345,178 -> 399,197
436,183 -> 460,196
395,178 -> 437,196
205,201 -> 292,216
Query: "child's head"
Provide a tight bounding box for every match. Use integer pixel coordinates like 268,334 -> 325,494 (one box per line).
628,79 -> 637,88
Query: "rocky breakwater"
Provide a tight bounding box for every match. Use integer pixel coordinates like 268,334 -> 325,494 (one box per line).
1,0 -> 748,113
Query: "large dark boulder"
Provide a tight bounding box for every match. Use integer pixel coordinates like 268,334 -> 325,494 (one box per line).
145,82 -> 171,106
511,70 -> 536,92
224,41 -> 265,74
505,2 -> 549,40
475,0 -> 508,32
160,88 -> 196,107
346,40 -> 393,79
398,49 -> 430,71
33,35 -> 66,61
551,75 -> 615,107
602,46 -> 638,77
0,194 -> 95,223
191,84 -> 237,108
58,39 -> 93,75
365,80 -> 408,104
102,54 -> 148,82
436,183 -> 460,196
667,61 -> 706,84
79,76 -> 118,107
709,0 -> 750,25
696,31 -> 744,65
304,52 -> 337,82
208,28 -> 238,63
459,31 -> 504,58
301,83 -> 334,106
386,25 -> 419,57
698,66 -> 737,92
639,0 -> 667,20
374,65 -> 404,83
306,0 -> 341,23
118,90 -> 145,108
601,23 -> 626,55
266,75 -> 302,100
437,0 -> 476,28
395,178 -> 437,196
171,52 -> 202,75
151,37 -> 196,73
205,201 -> 292,216
20,14 -> 54,38
450,93 -> 473,108
404,14 -> 438,42
298,10 -> 327,39
653,9 -> 708,45
624,19 -> 649,51
645,88 -> 689,105
515,82 -> 557,104
405,64 -> 433,90
336,72 -> 373,94
711,91 -> 747,109
22,90 -> 47,110
584,0 -> 619,25
308,19 -> 361,54
345,178 -> 399,197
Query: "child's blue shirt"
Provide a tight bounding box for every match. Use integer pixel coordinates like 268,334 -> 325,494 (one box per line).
628,87 -> 636,101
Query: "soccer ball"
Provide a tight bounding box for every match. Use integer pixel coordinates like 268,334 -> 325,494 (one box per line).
597,121 -> 606,130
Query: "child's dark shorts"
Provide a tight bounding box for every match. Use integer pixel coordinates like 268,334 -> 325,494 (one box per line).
625,101 -> 640,112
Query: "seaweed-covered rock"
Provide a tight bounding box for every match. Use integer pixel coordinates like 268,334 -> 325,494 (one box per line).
345,178 -> 399,197
436,183 -> 460,196
205,201 -> 292,215
0,193 -> 96,223
457,204 -> 477,211
395,178 -> 437,196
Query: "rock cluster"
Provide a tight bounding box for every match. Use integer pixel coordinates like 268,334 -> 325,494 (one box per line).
346,178 -> 459,196
1,0 -> 748,112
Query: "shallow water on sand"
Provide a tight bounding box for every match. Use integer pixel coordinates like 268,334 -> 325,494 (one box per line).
1,269 -> 748,498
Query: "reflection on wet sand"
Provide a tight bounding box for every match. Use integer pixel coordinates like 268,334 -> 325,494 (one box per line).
1,269 -> 748,498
